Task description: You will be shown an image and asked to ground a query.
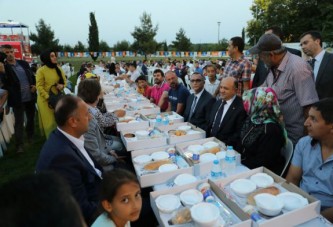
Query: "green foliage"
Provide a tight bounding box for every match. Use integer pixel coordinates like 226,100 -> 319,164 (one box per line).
88,12 -> 99,61
99,40 -> 110,51
162,41 -> 168,51
73,41 -> 86,52
192,39 -> 229,51
29,19 -> 60,55
242,28 -> 245,41
247,0 -> 333,45
172,28 -> 192,51
131,12 -> 158,59
60,44 -> 73,52
113,40 -> 131,51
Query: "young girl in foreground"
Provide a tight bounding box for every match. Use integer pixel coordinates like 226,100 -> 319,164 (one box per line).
92,169 -> 142,227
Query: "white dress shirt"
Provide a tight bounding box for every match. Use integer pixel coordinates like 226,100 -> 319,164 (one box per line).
205,78 -> 220,95
313,50 -> 325,80
57,127 -> 102,178
218,95 -> 236,124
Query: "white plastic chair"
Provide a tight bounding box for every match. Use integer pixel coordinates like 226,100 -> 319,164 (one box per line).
280,138 -> 294,176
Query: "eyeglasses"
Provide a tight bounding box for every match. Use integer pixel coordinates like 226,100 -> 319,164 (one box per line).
190,79 -> 204,83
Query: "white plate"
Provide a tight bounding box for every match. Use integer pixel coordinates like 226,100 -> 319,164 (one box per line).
202,141 -> 219,150
155,194 -> 181,213
187,144 -> 205,154
200,153 -> 217,163
277,192 -> 308,211
151,151 -> 169,161
230,179 -> 257,197
128,120 -> 139,123
174,173 -> 197,186
180,189 -> 203,206
133,155 -> 152,165
158,163 -> 178,172
254,193 -> 284,216
250,173 -> 274,188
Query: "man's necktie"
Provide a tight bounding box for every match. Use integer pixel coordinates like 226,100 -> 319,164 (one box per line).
309,58 -> 316,70
211,100 -> 227,136
189,96 -> 197,120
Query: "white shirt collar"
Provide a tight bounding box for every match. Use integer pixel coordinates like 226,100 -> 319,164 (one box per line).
194,88 -> 205,100
314,49 -> 325,61
57,127 -> 102,178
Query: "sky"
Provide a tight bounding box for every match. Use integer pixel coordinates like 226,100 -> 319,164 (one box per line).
0,0 -> 254,46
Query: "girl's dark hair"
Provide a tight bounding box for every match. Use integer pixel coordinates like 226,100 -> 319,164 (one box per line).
109,63 -> 116,75
77,79 -> 101,104
101,169 -> 139,202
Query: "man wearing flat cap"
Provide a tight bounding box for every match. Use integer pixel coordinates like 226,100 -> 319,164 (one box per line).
249,34 -> 318,145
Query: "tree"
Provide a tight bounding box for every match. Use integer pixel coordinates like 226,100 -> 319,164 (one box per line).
113,40 -> 131,51
29,19 -> 59,55
162,41 -> 168,51
88,12 -> 99,61
246,0 -> 333,45
99,40 -> 110,51
60,44 -> 73,52
242,28 -> 245,41
172,28 -> 192,51
131,12 -> 158,59
73,41 -> 86,52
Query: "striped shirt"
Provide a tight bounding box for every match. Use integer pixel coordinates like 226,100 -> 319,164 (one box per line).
263,52 -> 318,144
222,55 -> 252,96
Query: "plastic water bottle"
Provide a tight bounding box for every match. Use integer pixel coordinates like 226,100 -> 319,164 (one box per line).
162,117 -> 169,125
155,114 -> 162,126
224,146 -> 236,173
211,159 -> 223,180
242,205 -> 264,223
198,182 -> 215,202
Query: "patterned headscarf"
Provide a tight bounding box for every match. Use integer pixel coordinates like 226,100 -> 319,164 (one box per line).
242,87 -> 287,142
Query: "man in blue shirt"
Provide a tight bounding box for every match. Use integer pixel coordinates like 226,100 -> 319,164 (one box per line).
286,98 -> 333,222
0,45 -> 36,153
165,71 -> 190,116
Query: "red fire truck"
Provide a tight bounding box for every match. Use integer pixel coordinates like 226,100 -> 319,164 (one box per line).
0,20 -> 33,62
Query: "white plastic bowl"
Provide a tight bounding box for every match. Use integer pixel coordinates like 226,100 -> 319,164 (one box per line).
277,192 -> 308,211
158,163 -> 178,172
178,125 -> 192,131
202,141 -> 219,150
133,155 -> 152,165
187,145 -> 205,154
151,151 -> 169,161
216,151 -> 226,160
254,193 -> 284,216
230,179 -> 257,197
200,153 -> 217,163
180,189 -> 203,206
191,202 -> 220,227
135,130 -> 150,139
250,173 -> 274,188
174,173 -> 197,186
155,194 -> 181,213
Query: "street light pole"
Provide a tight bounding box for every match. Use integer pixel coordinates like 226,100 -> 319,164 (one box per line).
217,21 -> 221,44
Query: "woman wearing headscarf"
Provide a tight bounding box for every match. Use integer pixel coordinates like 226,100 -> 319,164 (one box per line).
240,87 -> 287,174
36,50 -> 66,138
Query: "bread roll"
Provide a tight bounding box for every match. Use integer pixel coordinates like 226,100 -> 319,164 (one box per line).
247,186 -> 280,205
143,159 -> 172,171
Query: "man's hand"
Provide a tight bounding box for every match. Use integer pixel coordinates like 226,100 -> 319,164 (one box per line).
0,63 -> 4,73
30,85 -> 36,93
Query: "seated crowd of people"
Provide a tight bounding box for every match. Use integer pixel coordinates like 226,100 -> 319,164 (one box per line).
0,27 -> 333,226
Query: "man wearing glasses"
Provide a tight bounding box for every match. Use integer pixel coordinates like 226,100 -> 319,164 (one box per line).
183,72 -> 215,131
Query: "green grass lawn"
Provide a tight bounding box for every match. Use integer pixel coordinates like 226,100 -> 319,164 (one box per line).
0,117 -> 46,185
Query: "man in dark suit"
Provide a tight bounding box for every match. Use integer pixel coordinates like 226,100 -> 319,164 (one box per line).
0,44 -> 37,152
300,31 -> 333,99
207,77 -> 247,151
183,72 -> 215,131
36,95 -> 102,226
252,26 -> 302,88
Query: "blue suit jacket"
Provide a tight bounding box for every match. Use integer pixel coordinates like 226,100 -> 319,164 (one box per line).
36,129 -> 102,225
